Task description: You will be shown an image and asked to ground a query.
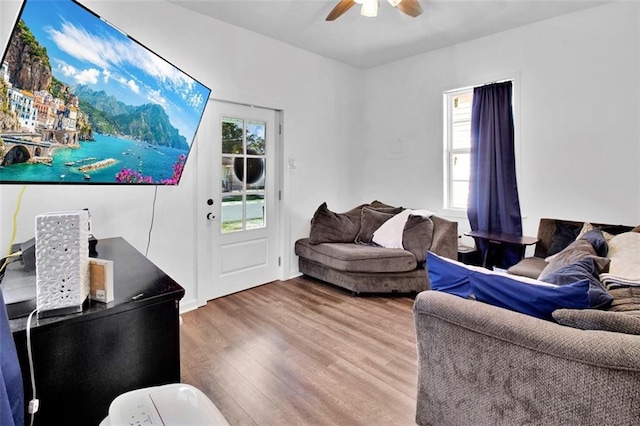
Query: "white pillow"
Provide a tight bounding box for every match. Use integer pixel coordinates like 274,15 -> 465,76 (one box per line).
606,232 -> 640,282
372,209 -> 434,249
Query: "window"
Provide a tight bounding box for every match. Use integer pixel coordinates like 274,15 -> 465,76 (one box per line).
221,116 -> 267,233
444,88 -> 473,210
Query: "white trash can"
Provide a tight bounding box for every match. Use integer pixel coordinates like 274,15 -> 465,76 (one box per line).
100,383 -> 229,426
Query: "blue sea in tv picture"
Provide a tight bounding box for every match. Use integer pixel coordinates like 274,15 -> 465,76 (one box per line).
1,133 -> 189,184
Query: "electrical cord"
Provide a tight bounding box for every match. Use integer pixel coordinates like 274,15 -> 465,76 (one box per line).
0,185 -> 27,274
145,185 -> 158,257
0,186 -> 35,423
26,308 -> 39,426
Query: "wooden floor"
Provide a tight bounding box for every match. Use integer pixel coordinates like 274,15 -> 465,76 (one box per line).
180,276 -> 418,426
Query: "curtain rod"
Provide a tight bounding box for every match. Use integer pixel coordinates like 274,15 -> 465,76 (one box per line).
444,78 -> 514,94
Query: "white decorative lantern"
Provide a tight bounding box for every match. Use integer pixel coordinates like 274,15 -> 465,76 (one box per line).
35,210 -> 90,318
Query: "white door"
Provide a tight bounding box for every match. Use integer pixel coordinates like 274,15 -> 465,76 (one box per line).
196,101 -> 281,302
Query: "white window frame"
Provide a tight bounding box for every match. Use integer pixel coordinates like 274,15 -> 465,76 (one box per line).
443,87 -> 473,213
442,74 -> 521,217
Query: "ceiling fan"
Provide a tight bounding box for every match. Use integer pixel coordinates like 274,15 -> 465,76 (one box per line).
326,0 -> 423,21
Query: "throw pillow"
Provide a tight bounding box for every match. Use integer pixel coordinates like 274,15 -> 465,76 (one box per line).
354,208 -> 396,245
372,209 -> 414,249
580,229 -> 608,257
372,209 -> 433,249
539,257 -> 613,308
539,239 -> 610,280
308,202 -> 366,244
426,252 -> 473,297
369,200 -> 397,209
365,200 -> 404,215
552,309 -> 640,335
546,221 -> 582,257
369,209 -> 434,263
427,252 -> 591,320
471,272 -> 591,320
580,223 -> 633,243
605,232 -> 640,282
401,215 -> 434,264
575,222 -> 595,240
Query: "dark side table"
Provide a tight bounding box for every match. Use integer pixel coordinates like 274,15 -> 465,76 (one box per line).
464,230 -> 539,269
4,237 -> 185,425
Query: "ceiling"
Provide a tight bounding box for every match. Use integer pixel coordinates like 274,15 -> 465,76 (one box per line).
168,0 -> 609,69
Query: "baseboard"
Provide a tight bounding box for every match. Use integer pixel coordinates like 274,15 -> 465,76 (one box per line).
288,270 -> 302,279
179,298 -> 199,314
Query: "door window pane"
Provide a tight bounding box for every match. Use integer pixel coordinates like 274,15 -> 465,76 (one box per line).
246,158 -> 265,191
247,121 -> 266,155
246,193 -> 265,230
221,195 -> 243,233
222,117 -> 243,154
221,156 -> 241,193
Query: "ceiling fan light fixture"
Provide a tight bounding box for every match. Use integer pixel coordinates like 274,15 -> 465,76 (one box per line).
326,0 -> 421,21
361,0 -> 379,17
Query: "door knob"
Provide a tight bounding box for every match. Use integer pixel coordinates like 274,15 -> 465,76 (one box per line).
207,199 -> 214,206
207,212 -> 215,220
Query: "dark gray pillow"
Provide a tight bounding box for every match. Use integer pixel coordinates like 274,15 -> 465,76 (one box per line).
547,221 -> 582,256
553,309 -> 640,335
539,239 -> 610,280
308,202 -> 366,244
581,229 -> 608,257
369,200 -> 397,209
540,257 -> 613,309
367,200 -> 404,215
355,208 -> 395,245
402,215 -> 434,264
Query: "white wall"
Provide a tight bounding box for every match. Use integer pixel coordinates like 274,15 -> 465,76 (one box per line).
360,1 -> 640,241
3,1 -> 638,309
0,0 -> 363,310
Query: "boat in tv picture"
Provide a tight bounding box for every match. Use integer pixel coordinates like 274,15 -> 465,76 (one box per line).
0,0 -> 211,185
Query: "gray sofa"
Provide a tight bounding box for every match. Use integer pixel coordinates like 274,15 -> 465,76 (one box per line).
413,290 -> 640,426
508,218 -> 635,279
295,203 -> 458,294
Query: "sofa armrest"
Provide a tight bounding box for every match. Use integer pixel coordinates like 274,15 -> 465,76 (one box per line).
413,291 -> 640,426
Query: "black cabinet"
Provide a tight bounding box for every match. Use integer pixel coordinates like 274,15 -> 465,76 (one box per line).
7,237 -> 185,425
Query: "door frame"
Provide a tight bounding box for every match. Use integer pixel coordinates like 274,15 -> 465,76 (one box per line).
195,97 -> 286,307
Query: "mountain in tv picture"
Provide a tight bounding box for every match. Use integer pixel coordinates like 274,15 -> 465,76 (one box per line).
75,85 -> 188,150
3,19 -> 188,150
3,19 -> 52,93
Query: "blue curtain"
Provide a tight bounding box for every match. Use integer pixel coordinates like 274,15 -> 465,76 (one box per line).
467,81 -> 523,268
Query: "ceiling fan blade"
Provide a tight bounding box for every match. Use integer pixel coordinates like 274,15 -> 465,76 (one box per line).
326,0 -> 356,21
397,0 -> 423,17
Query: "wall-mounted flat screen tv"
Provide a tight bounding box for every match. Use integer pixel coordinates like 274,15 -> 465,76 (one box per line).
0,0 -> 211,184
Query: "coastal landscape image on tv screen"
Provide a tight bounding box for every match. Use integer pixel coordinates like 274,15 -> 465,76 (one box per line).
0,0 -> 211,184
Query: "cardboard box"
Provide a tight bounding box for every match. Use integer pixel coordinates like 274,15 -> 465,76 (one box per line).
89,258 -> 114,303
